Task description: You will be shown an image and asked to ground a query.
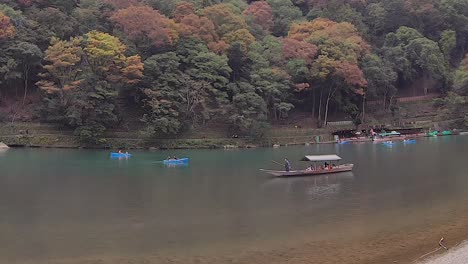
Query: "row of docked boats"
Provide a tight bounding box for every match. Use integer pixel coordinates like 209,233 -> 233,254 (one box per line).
337,129 -> 464,145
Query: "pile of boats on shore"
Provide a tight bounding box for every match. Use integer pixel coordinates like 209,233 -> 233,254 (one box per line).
337,130 -> 465,145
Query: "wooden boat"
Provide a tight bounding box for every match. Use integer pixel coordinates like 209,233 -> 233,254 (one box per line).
261,155 -> 354,177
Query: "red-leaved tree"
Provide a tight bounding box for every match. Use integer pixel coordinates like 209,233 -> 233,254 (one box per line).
243,1 -> 274,31
111,5 -> 178,48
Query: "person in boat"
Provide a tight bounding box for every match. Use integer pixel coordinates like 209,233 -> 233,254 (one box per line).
172,156 -> 178,160
118,149 -> 122,154
284,158 -> 291,172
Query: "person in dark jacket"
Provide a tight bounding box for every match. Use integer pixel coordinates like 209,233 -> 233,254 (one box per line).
285,158 -> 291,172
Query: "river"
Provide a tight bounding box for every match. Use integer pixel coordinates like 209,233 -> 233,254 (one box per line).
1,136 -> 468,264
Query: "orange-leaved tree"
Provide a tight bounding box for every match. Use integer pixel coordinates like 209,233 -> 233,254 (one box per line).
37,37 -> 84,104
111,5 -> 178,50
243,1 -> 274,32
0,11 -> 15,40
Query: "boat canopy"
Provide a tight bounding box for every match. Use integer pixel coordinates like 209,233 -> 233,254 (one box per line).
301,155 -> 342,162
379,131 -> 401,137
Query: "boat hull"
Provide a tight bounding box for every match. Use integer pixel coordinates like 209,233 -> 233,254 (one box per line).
261,164 -> 354,177
110,153 -> 132,158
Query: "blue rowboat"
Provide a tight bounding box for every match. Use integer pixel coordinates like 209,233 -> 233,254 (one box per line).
403,139 -> 416,144
110,152 -> 132,158
382,141 -> 395,146
163,158 -> 189,165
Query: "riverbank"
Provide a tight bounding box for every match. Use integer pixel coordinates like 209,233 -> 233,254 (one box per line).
0,122 -> 337,149
0,98 -> 452,149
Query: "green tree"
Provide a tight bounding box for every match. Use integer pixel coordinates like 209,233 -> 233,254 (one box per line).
362,54 -> 397,111
7,41 -> 42,104
228,82 -> 269,138
266,0 -> 303,36
142,52 -> 183,135
439,30 -> 457,63
26,7 -> 77,48
383,26 -> 447,93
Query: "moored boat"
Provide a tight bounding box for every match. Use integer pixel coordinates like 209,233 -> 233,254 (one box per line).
261,155 -> 353,177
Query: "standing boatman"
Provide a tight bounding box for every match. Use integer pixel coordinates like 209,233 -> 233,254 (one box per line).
284,158 -> 291,172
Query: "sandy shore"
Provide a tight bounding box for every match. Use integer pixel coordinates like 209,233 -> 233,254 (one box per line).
421,241 -> 468,264
9,213 -> 468,264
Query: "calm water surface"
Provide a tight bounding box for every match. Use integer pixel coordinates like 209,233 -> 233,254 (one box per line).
1,136 -> 467,263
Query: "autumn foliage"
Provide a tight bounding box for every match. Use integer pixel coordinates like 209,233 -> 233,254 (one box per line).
178,14 -> 218,43
111,6 -> 178,48
243,1 -> 274,31
0,12 -> 15,40
173,1 -> 196,22
282,38 -> 318,63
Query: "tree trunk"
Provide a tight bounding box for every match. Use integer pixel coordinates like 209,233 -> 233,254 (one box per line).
311,88 -> 316,119
361,94 -> 366,125
323,85 -> 337,128
389,93 -> 396,110
323,88 -> 332,128
318,88 -> 323,126
22,65 -> 29,105
383,90 -> 387,111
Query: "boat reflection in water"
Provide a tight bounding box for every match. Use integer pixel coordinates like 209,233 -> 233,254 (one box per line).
261,172 -> 354,200
164,163 -> 189,168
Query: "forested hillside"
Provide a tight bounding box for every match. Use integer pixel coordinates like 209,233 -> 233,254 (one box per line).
0,0 -> 467,143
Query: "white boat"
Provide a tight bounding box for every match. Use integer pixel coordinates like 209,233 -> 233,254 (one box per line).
261,155 -> 354,177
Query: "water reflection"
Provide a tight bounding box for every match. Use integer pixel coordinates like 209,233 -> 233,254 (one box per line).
0,148 -> 8,156
164,163 -> 189,168
262,172 -> 354,200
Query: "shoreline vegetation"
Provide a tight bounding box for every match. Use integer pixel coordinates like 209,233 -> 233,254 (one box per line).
0,98 -> 464,150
